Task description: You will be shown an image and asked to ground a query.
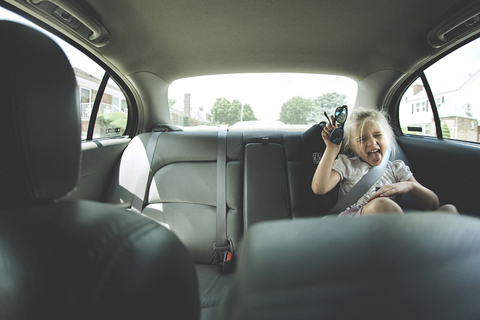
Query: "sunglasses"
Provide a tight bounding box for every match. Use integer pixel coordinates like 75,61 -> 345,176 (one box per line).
324,105 -> 348,145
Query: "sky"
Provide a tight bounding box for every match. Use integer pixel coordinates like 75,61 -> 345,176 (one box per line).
169,73 -> 358,122
424,38 -> 480,85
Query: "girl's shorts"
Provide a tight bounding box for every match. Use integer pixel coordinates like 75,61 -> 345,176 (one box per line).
338,204 -> 364,216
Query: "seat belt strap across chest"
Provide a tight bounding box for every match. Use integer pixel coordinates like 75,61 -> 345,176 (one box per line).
327,145 -> 392,215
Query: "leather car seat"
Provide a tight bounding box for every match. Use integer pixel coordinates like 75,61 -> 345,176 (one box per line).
0,20 -> 199,320
217,214 -> 480,320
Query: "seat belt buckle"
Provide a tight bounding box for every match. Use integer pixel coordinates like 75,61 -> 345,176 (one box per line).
213,241 -> 234,275
221,251 -> 234,275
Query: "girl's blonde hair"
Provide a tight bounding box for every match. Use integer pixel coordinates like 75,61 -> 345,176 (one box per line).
342,108 -> 396,156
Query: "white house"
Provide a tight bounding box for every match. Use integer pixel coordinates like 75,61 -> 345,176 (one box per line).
399,70 -> 480,141
74,68 -> 127,121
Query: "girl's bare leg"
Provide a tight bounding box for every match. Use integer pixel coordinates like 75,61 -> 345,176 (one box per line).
362,198 -> 404,215
436,204 -> 459,214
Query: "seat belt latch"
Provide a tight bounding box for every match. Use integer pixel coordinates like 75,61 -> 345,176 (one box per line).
214,241 -> 234,275
222,251 -> 233,275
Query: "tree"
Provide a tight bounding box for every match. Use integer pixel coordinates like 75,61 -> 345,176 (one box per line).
309,92 -> 348,123
212,98 -> 231,125
442,122 -> 451,138
168,99 -> 177,107
211,98 -> 258,125
240,103 -> 257,122
96,112 -> 127,137
278,96 -> 314,124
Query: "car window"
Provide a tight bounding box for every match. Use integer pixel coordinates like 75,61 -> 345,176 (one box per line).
399,78 -> 438,138
169,73 -> 357,131
0,7 -> 128,140
399,37 -> 480,143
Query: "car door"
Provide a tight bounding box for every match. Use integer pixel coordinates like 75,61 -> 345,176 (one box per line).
393,36 -> 480,216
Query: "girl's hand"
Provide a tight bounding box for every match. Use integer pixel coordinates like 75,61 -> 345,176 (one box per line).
367,176 -> 440,211
367,182 -> 413,202
322,115 -> 342,149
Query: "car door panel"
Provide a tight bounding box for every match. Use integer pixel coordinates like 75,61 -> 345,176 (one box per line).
397,135 -> 480,216
63,138 -> 130,202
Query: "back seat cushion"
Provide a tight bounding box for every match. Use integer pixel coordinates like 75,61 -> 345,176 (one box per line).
108,134 -> 152,207
243,141 -> 290,229
284,131 -> 332,217
109,131 -> 243,265
109,129 -> 354,264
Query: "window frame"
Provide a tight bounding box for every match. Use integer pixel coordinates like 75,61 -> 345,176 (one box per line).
392,34 -> 480,144
1,2 -> 137,141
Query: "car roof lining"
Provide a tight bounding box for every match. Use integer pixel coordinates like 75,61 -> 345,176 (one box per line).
4,0 -> 471,84
94,0 -> 434,83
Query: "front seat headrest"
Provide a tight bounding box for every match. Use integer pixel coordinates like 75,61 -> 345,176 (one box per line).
0,20 -> 80,207
217,213 -> 480,319
0,20 -> 200,320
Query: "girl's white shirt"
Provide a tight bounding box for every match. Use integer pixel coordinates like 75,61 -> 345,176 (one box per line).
332,154 -> 413,206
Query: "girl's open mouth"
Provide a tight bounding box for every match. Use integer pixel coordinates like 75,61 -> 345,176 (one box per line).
367,149 -> 382,163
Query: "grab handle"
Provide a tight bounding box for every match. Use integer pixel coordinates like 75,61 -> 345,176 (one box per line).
27,0 -> 109,46
428,2 -> 480,48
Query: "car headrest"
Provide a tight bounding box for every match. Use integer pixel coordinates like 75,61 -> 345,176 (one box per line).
301,121 -> 327,171
0,21 -> 80,207
301,121 -> 341,214
217,214 -> 480,319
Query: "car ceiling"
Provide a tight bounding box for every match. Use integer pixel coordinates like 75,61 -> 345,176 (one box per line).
3,0 -> 473,83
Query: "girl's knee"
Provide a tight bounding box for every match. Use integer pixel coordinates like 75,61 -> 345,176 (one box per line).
362,198 -> 403,215
437,204 -> 459,214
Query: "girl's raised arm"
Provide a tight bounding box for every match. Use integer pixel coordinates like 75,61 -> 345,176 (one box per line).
312,118 -> 342,195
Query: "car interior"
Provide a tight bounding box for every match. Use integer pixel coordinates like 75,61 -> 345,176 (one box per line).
2,0 -> 480,319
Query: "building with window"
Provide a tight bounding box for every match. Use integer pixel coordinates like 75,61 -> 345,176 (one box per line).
74,68 -> 127,136
400,70 -> 480,141
170,93 -> 212,126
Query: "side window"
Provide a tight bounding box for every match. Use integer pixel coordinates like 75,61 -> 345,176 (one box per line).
87,77 -> 129,140
69,50 -> 129,141
0,7 -> 129,141
399,37 -> 480,143
399,78 -> 438,138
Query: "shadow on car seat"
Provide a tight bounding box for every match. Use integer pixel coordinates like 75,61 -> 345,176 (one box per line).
0,21 -> 199,320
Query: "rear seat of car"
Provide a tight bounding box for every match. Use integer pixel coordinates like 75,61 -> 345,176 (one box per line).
107,128 -> 333,310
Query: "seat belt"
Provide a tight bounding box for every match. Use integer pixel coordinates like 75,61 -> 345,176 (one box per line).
131,131 -> 162,214
214,129 -> 233,274
327,145 -> 392,215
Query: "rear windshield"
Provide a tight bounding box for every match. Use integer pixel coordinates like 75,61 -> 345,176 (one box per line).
168,73 -> 357,131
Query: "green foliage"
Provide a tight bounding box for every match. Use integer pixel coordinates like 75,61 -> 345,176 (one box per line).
309,92 -> 348,123
279,96 -> 314,124
442,122 -> 451,138
240,103 -> 257,122
210,92 -> 346,126
278,93 -> 347,125
96,112 -> 127,136
211,98 -> 258,125
168,99 -> 177,107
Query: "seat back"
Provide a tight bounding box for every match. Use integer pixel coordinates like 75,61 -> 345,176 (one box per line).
0,20 -> 80,207
218,214 -> 480,320
0,20 -> 199,320
110,131 -> 244,264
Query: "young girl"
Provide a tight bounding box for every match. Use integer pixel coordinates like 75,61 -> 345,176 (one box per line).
311,109 -> 458,216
